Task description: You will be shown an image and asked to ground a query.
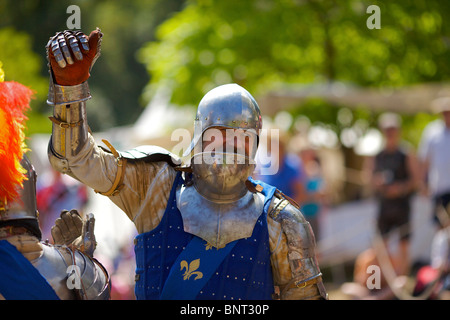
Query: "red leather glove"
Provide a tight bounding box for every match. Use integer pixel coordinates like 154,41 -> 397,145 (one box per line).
46,29 -> 102,86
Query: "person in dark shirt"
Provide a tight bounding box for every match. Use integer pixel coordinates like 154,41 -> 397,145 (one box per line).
365,112 -> 419,276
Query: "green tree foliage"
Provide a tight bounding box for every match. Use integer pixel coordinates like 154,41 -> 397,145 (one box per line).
0,27 -> 49,134
140,0 -> 450,146
78,0 -> 183,130
0,28 -> 47,97
0,0 -> 183,133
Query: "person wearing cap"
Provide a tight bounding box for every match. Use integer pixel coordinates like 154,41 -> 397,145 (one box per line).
365,112 -> 419,277
44,29 -> 328,300
418,97 -> 450,228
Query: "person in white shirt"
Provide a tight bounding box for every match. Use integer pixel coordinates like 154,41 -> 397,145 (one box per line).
418,97 -> 450,228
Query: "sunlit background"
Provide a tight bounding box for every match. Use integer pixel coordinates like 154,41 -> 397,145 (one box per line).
1,0 -> 449,300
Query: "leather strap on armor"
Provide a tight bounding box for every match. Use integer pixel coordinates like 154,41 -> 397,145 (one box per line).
284,273 -> 323,290
274,189 -> 300,210
272,274 -> 323,299
48,116 -> 84,129
94,139 -> 127,196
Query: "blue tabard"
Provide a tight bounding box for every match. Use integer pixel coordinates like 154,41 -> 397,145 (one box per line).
134,173 -> 276,300
0,240 -> 59,300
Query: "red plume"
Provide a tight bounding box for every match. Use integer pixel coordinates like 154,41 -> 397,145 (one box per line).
0,81 -> 34,204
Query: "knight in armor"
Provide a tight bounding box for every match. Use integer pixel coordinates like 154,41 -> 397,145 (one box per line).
0,65 -> 110,300
45,29 -> 328,300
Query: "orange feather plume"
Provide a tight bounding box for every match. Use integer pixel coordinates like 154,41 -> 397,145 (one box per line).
0,80 -> 34,205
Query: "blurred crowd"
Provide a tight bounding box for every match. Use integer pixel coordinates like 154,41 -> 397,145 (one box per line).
255,98 -> 450,300
341,99 -> 450,300
33,99 -> 450,300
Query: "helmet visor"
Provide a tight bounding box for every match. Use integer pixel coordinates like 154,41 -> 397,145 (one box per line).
191,127 -> 258,163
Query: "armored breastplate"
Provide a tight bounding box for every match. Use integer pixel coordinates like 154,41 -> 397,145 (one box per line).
134,172 -> 275,300
176,183 -> 264,249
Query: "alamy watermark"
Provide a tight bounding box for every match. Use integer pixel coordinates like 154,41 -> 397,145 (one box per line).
366,264 -> 381,289
366,5 -> 381,29
66,5 -> 81,30
67,4 -> 381,31
170,127 -> 281,176
66,265 -> 82,290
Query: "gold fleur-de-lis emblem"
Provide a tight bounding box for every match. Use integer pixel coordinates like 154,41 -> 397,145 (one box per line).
205,242 -> 213,250
180,259 -> 203,280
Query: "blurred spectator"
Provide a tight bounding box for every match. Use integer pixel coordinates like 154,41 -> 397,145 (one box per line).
36,169 -> 88,241
412,207 -> 450,299
110,243 -> 137,300
363,112 -> 419,276
256,134 -> 304,203
414,99 -> 450,299
341,247 -> 396,299
298,144 -> 326,239
418,97 -> 450,229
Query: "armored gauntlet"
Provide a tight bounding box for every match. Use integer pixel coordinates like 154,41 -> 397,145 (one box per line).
46,29 -> 102,176
51,209 -> 97,257
46,29 -> 102,86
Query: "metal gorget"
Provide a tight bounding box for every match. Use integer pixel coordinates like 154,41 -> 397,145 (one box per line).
176,183 -> 264,249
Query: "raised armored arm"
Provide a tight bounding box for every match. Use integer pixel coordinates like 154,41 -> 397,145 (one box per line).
45,30 -> 127,197
46,29 -> 102,179
47,81 -> 90,176
44,30 -> 179,233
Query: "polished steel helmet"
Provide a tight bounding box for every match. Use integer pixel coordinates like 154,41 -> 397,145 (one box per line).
185,84 -> 262,203
0,155 -> 39,222
184,83 -> 262,157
